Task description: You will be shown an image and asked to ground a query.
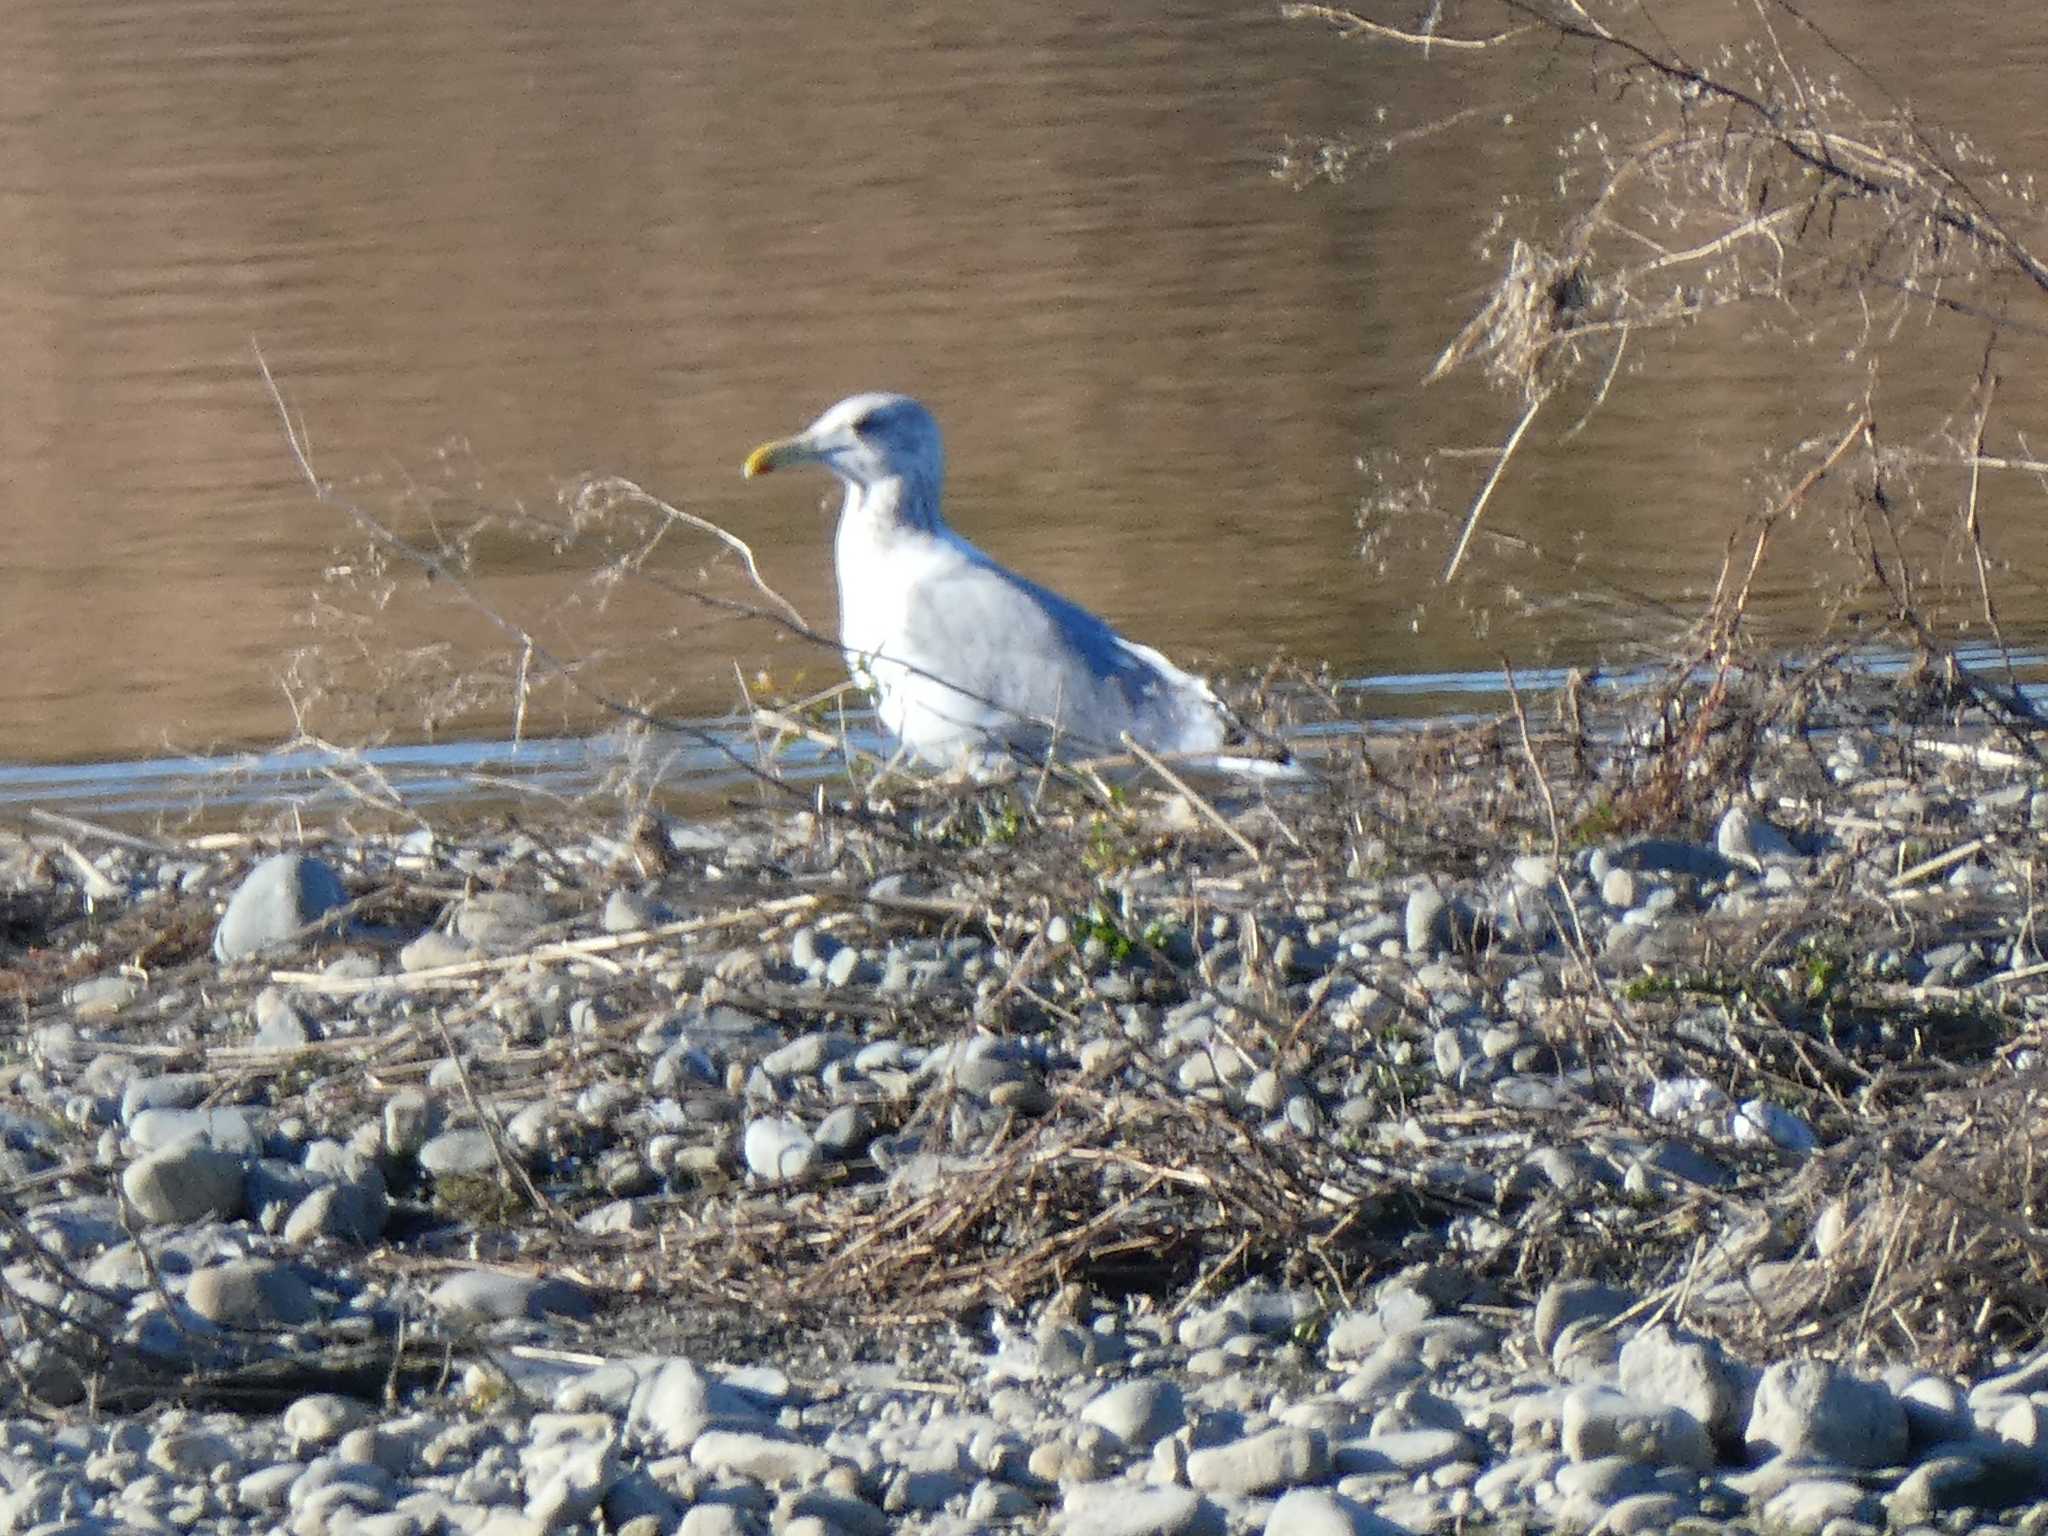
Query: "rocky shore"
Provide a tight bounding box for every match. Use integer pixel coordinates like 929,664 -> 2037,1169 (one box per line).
5,666 -> 2048,1536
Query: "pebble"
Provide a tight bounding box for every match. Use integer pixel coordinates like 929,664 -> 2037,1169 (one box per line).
10,703 -> 2048,1536
418,1128 -> 501,1177
122,1140 -> 247,1224
1056,1483 -> 1211,1536
1185,1426 -> 1329,1494
743,1117 -> 820,1181
429,1271 -> 595,1324
214,852 -> 350,961
1079,1377 -> 1185,1449
186,1257 -> 319,1326
1747,1358 -> 1908,1468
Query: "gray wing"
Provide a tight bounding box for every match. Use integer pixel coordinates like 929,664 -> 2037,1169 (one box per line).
898,541 -> 1224,754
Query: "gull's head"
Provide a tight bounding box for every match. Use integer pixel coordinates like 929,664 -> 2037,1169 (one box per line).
743,392 -> 943,493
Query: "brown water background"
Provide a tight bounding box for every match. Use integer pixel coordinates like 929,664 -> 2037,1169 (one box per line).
7,1 -> 2048,774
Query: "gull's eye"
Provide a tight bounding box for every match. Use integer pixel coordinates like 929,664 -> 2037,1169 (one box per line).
852,413 -> 879,436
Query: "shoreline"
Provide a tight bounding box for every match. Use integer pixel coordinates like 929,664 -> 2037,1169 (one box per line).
5,661 -> 2048,1533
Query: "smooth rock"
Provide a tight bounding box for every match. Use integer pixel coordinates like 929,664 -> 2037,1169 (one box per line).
187,1257 -> 318,1326
1759,1477 -> 1878,1535
1056,1483 -> 1216,1536
1404,889 -> 1448,955
523,1435 -> 618,1530
1746,1358 -> 1907,1468
454,891 -> 550,951
429,1270 -> 595,1324
689,1429 -> 833,1485
402,931 -> 476,971
1617,1323 -> 1750,1449
743,1117 -> 820,1182
284,1177 -> 391,1245
1560,1385 -> 1712,1470
1185,1427 -> 1328,1495
383,1092 -> 435,1158
214,853 -> 350,961
284,1394 -> 370,1449
128,1105 -> 265,1155
120,1072 -> 213,1122
1263,1487 -> 1408,1536
252,988 -> 316,1047
1533,1279 -> 1633,1357
1080,1377 -> 1185,1450
418,1128 -> 501,1178
1888,1449 -> 2048,1521
122,1141 -> 246,1225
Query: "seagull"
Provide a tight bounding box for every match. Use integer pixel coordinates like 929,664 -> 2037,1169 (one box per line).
743,392 -> 1247,775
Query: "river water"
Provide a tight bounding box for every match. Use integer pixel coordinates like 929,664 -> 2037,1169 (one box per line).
5,0 -> 2048,799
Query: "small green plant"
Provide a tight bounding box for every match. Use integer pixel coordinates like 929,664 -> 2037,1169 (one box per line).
1074,901 -> 1136,962
975,798 -> 1023,846
1082,815 -> 1137,875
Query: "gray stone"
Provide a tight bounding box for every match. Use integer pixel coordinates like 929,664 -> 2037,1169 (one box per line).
689,1429 -> 832,1485
1759,1477 -> 1878,1535
215,853 -> 350,961
1404,888 -> 1448,954
1079,1377 -> 1185,1450
252,987 -> 317,1047
121,1072 -> 213,1122
1056,1483 -> 1216,1536
122,1141 -> 246,1225
1186,1426 -> 1328,1495
1891,1371 -> 1971,1450
1616,1323 -> 1750,1449
743,1117 -> 820,1181
1888,1449 -> 2048,1521
429,1270 -> 594,1324
240,1462 -> 308,1511
1746,1358 -> 1907,1468
522,1434 -> 617,1530
187,1257 -> 319,1326
678,1507 -> 759,1536
128,1105 -> 265,1154
757,1036 -> 851,1081
401,931 -> 476,971
1560,1385 -> 1712,1470
1973,1345 -> 2048,1404
288,1455 -> 399,1512
814,1105 -> 874,1160
418,1128 -> 501,1177
284,1394 -> 370,1449
284,1177 -> 391,1245
1596,1492 -> 1690,1534
1331,1428 -> 1477,1475
603,1467 -> 687,1532
453,891 -> 550,951
383,1091 -> 434,1158
779,1490 -> 889,1536
1263,1487 -> 1409,1536
1533,1279 -> 1632,1357
1599,867 -> 1638,909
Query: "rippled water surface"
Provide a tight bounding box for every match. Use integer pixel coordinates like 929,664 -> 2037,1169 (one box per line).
6,0 -> 2048,794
